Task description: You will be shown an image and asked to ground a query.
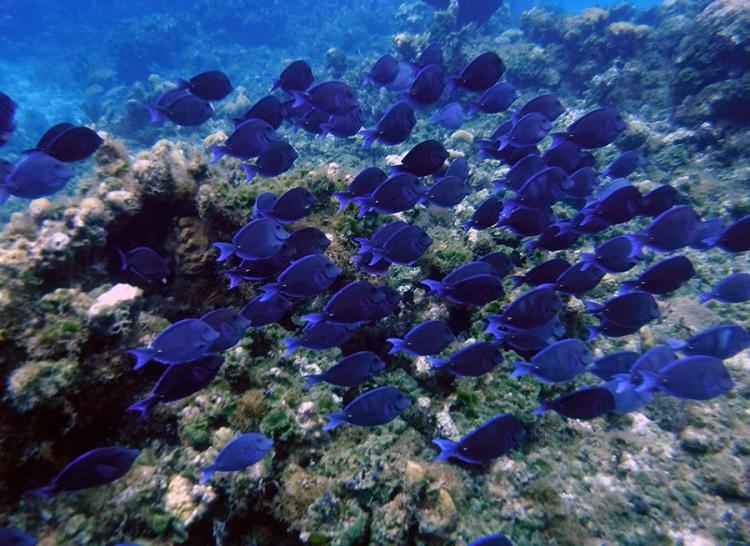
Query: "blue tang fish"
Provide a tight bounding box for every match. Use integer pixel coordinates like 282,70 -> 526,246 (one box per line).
214,218 -> 289,261
433,413 -> 524,464
200,309 -> 251,352
273,60 -> 314,93
129,318 -> 220,369
619,255 -> 696,295
260,254 -> 340,300
590,351 -> 639,381
323,385 -> 411,431
200,433 -> 273,484
429,341 -> 502,377
177,70 -> 232,101
31,122 -> 103,163
241,140 -> 298,182
637,356 -> 734,401
536,386 -> 614,420
699,272 -> 750,303
240,293 -> 291,327
127,355 -> 224,416
118,247 -> 170,283
32,446 -> 139,497
0,151 -> 74,203
511,338 -> 591,383
387,319 -> 455,356
665,324 -> 750,359
304,351 -> 385,389
283,322 -> 359,356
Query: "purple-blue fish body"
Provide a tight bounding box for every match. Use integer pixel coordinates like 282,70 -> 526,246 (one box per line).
422,273 -> 504,306
450,51 -> 504,91
256,186 -> 314,224
429,341 -> 502,377
524,222 -> 580,253
636,356 -> 734,400
511,338 -> 591,383
283,321 -> 359,356
127,355 -> 224,416
603,150 -> 640,178
665,324 -> 750,360
585,291 -> 660,337
496,285 -> 562,330
200,433 -> 272,484
0,528 -> 36,546
292,80 -> 359,116
479,251 -> 515,277
360,101 -> 416,147
324,385 -> 411,431
118,246 -> 170,283
354,172 -> 427,216
210,118 -> 279,161
32,122 -> 103,162
501,112 -> 552,148
704,214 -> 750,253
405,63 -> 446,105
566,106 -> 626,148
506,166 -> 567,209
554,261 -> 605,296
581,234 -> 643,274
591,351 -> 640,381
582,183 -> 642,226
468,82 -> 517,116
385,61 -> 419,92
543,133 -> 591,174
365,223 -> 432,265
535,386 -> 614,420
240,293 -> 291,327
286,227 -> 331,258
301,281 -> 392,326
321,108 -> 365,138
445,157 -> 470,181
214,219 -> 290,261
148,88 -> 213,126
602,378 -> 653,414
0,151 -> 74,203
415,42 -> 444,68
486,316 -> 564,352
335,167 -> 388,209
393,139 -> 449,177
235,95 -> 287,130
177,70 -> 233,101
510,258 -> 570,288
461,196 -> 503,231
260,254 -> 340,300
699,272 -> 750,304
223,251 -> 293,288
627,205 -> 709,252
388,319 -> 455,356
468,533 -> 514,546
366,54 -> 399,86
201,308 -> 251,352
431,102 -> 465,130
32,446 -> 139,497
433,413 -> 524,464
639,184 -> 681,217
497,153 -> 545,192
513,93 -> 565,123
0,91 -> 17,147
619,255 -> 696,295
128,318 -> 220,369
273,60 -> 314,93
424,175 -> 470,207
304,351 -> 385,389
498,205 -> 555,237
564,166 -> 599,199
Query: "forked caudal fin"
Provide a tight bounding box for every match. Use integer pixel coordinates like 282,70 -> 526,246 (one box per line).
323,412 -> 346,432
431,438 -> 457,462
129,348 -> 155,370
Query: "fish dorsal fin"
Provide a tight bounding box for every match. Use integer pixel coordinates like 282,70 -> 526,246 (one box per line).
36,122 -> 76,150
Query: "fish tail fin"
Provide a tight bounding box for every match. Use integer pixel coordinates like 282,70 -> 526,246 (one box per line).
240,163 -> 258,182
510,362 -> 530,378
619,280 -> 637,293
146,105 -> 164,124
259,284 -> 280,302
624,234 -> 645,250
698,290 -> 713,304
459,219 -> 473,231
270,78 -> 280,91
358,128 -> 377,149
213,242 -> 234,262
522,239 -> 538,253
175,77 -> 191,90
466,102 -> 480,117
432,438 -> 457,462
30,485 -> 57,499
636,371 -> 660,393
129,348 -> 155,370
282,337 -> 300,357
447,78 -> 460,97
353,237 -> 372,254
534,401 -> 551,416
290,91 -> 310,108
126,396 -> 159,417
323,412 -> 346,432
300,313 -> 325,325
208,145 -> 228,163
0,187 -> 9,204
353,196 -> 373,217
509,275 -> 524,288
663,338 -> 686,351
199,468 -> 215,485
303,374 -> 323,389
368,250 -> 385,266
334,192 -> 352,210
386,337 -> 405,355
583,300 -> 603,314
586,325 -> 601,342
579,253 -> 597,272
420,279 -> 446,298
427,357 -> 448,369
319,123 -> 331,138
225,271 -> 244,289
117,248 -> 128,270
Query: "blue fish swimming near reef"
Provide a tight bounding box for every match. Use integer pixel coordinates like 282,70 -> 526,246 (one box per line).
0,528 -> 37,546
214,218 -> 290,261
665,324 -> 750,360
637,356 -> 734,401
387,319 -> 455,356
30,122 -> 103,163
619,255 -> 696,295
200,433 -> 272,484
118,247 -> 170,283
699,272 -> 750,304
433,413 -> 524,464
0,91 -> 17,147
200,308 -> 251,352
32,446 -> 139,497
273,60 -> 314,94
468,533 -> 514,546
260,254 -> 340,300
511,338 -> 591,383
429,341 -> 502,377
177,70 -> 233,101
324,385 -> 411,431
536,386 -> 614,420
129,318 -> 220,369
128,355 -> 224,416
304,351 -> 385,389
240,293 -> 291,327
0,151 -> 74,203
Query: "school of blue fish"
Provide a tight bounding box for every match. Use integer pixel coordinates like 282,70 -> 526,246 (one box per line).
1,2 -> 748,542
